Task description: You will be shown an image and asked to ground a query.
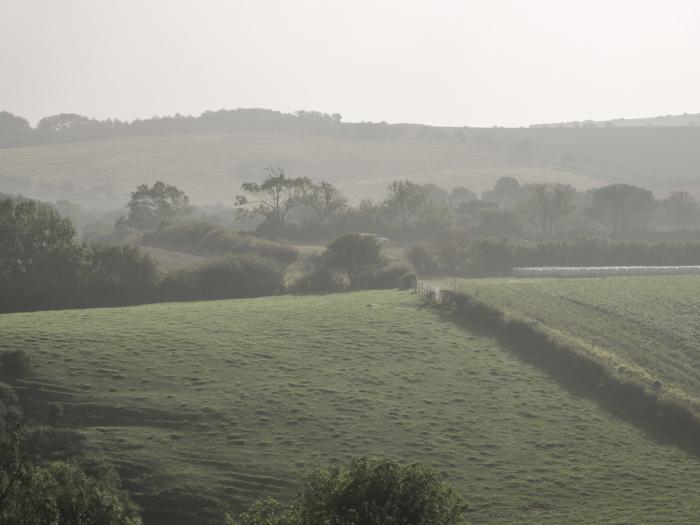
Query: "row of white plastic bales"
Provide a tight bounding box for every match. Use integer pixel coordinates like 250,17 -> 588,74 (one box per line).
512,266 -> 700,277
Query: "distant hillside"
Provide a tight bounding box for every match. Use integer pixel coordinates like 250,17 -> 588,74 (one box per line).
0,130 -> 605,208
532,112 -> 700,128
1,110 -> 699,208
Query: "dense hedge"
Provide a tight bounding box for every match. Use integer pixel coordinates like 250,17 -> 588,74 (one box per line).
409,236 -> 700,277
438,291 -> 700,454
160,254 -> 285,301
140,222 -> 298,263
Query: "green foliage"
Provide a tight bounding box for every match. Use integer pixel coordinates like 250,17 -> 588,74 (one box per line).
523,182 -> 577,237
406,244 -> 439,276
589,183 -> 655,234
0,457 -> 142,525
82,245 -> 161,305
384,180 -> 430,231
140,221 -> 298,264
227,458 -> 467,525
323,234 -> 383,279
161,254 -> 284,300
296,234 -> 409,291
0,350 -> 31,379
0,198 -> 83,302
0,382 -> 21,438
236,168 -> 312,234
125,181 -> 190,231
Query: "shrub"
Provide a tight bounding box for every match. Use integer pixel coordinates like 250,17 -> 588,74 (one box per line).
397,272 -> 417,290
292,265 -> 351,293
0,382 -> 21,437
0,350 -> 31,378
81,245 -> 161,305
160,254 -> 285,300
140,222 -> 298,264
226,457 -> 467,525
366,263 -> 415,289
0,459 -> 142,525
406,243 -> 439,276
323,234 -> 384,279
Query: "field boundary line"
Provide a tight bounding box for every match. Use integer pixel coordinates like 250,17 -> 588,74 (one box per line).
416,280 -> 700,455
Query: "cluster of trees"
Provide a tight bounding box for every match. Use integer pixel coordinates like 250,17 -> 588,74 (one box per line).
233,170 -> 700,242
0,109 -> 402,149
294,234 -> 414,292
0,197 -> 300,312
1,194 -> 415,312
407,236 -> 700,277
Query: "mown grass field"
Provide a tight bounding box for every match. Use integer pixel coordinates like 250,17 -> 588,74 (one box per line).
3,290 -> 700,524
441,276 -> 700,418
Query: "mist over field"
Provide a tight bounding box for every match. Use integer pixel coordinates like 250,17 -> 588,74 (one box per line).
2,1 -> 700,524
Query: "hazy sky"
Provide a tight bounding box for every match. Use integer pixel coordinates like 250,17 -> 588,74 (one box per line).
2,0 -> 699,127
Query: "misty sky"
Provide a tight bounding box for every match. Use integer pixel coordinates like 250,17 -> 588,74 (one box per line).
2,0 -> 699,127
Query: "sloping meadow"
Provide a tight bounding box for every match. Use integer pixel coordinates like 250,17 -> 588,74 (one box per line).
3,290 -> 700,523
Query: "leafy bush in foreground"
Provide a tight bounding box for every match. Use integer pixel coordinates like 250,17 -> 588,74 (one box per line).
0,457 -> 142,525
226,457 -> 468,525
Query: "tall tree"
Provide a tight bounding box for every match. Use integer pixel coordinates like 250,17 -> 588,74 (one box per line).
524,182 -> 577,237
589,183 -> 655,235
481,176 -> 527,209
385,180 -> 430,230
125,181 -> 190,230
664,191 -> 698,230
0,198 -> 82,298
307,181 -> 347,229
235,168 -> 311,232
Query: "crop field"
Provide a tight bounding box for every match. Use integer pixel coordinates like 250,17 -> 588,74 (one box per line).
441,276 -> 700,417
3,290 -> 700,524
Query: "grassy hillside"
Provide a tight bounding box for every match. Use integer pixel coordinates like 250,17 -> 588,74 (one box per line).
441,276 -> 700,418
4,291 -> 700,524
0,131 -> 607,208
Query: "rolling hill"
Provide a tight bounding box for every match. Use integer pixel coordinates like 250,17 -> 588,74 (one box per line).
4,290 -> 700,524
0,130 -> 602,209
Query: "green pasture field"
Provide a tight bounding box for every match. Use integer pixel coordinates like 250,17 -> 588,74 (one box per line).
440,275 -> 700,417
2,290 -> 700,523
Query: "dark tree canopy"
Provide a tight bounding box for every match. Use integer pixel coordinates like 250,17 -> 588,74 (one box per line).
306,181 -> 348,229
236,168 -> 311,233
589,183 -> 656,234
524,182 -> 577,237
125,181 -> 190,230
0,198 -> 82,298
385,180 -> 430,230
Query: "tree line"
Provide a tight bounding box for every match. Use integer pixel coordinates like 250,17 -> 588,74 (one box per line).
0,109 -> 402,149
225,171 -> 700,242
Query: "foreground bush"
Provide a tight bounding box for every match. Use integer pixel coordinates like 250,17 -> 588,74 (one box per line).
0,458 -> 142,525
226,457 -> 468,525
